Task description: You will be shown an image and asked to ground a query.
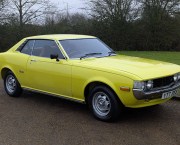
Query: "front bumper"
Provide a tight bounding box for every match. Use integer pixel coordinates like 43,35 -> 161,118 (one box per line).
133,82 -> 180,100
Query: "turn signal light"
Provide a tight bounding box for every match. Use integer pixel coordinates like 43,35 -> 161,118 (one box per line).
120,87 -> 130,92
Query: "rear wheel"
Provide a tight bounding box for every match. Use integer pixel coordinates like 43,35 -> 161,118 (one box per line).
88,85 -> 123,122
4,71 -> 22,97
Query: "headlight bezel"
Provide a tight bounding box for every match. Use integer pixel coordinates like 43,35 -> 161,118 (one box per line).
177,73 -> 180,81
146,80 -> 154,90
133,81 -> 146,91
173,74 -> 178,82
174,73 -> 180,82
134,80 -> 154,91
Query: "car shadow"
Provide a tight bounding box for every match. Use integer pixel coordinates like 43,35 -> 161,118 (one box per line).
172,97 -> 180,100
22,90 -> 89,113
119,105 -> 164,122
22,90 -> 167,123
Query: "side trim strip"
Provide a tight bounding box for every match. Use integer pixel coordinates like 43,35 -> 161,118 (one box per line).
22,87 -> 85,104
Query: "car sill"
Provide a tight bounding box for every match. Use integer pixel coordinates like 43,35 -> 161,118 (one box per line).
22,87 -> 85,104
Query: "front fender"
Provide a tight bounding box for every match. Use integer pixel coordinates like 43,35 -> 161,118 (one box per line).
72,66 -> 135,105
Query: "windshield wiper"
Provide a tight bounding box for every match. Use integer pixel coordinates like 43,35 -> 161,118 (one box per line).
80,53 -> 102,60
108,51 -> 116,56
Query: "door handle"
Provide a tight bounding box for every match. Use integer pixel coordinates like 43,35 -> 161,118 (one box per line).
30,59 -> 37,62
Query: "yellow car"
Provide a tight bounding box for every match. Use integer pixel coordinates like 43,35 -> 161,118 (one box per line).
0,34 -> 180,121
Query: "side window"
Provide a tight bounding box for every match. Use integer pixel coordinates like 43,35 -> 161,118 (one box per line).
32,40 -> 64,59
21,40 -> 34,55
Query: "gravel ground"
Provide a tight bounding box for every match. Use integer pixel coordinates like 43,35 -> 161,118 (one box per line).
0,80 -> 179,145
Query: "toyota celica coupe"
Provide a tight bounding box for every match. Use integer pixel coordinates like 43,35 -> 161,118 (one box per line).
0,34 -> 180,121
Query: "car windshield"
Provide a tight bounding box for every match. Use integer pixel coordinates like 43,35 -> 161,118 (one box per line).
59,38 -> 115,59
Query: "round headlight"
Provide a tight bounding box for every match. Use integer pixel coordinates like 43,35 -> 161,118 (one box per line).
174,74 -> 178,82
146,80 -> 153,90
134,81 -> 145,90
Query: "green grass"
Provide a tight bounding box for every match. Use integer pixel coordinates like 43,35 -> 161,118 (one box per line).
117,51 -> 180,65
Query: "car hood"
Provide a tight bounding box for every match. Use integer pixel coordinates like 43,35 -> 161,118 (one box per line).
74,55 -> 180,80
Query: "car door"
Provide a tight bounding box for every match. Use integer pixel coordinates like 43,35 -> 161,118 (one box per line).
26,39 -> 72,97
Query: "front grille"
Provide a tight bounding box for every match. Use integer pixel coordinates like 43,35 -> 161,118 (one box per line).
153,76 -> 174,89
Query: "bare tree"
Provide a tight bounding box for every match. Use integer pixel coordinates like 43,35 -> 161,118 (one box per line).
88,0 -> 138,50
9,0 -> 53,27
0,0 -> 8,22
140,0 -> 180,15
138,0 -> 180,18
0,0 -> 5,11
89,0 -> 137,22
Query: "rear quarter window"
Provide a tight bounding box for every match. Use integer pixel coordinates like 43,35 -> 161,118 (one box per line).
20,40 -> 35,55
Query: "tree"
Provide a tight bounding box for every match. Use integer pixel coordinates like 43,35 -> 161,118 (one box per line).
0,0 -> 8,23
9,0 -> 52,27
89,0 -> 136,50
89,0 -> 136,22
139,0 -> 180,17
0,0 -> 5,11
137,0 -> 180,50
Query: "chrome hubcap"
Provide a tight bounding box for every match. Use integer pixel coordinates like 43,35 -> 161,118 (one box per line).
92,92 -> 111,116
6,75 -> 16,94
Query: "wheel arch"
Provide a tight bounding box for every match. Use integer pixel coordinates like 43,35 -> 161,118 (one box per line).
1,67 -> 16,80
84,81 -> 123,106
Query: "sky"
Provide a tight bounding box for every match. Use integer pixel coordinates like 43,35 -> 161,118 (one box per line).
50,0 -> 87,14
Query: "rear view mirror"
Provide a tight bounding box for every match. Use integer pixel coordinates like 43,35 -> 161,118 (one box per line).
50,54 -> 59,62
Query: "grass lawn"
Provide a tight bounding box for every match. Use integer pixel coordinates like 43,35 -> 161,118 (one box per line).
117,51 -> 180,65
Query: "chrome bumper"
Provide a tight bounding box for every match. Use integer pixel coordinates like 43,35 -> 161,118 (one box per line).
133,83 -> 180,100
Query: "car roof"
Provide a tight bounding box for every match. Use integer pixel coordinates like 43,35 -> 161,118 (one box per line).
26,34 -> 96,40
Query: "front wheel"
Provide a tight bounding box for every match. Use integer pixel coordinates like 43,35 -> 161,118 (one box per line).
88,86 -> 123,122
4,71 -> 22,97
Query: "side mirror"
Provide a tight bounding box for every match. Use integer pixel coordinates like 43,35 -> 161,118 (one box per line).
50,54 -> 59,62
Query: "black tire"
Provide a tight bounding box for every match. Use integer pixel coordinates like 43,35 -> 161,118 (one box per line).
4,71 -> 22,97
88,85 -> 123,122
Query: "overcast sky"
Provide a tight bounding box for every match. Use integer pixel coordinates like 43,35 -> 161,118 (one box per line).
51,0 -> 87,13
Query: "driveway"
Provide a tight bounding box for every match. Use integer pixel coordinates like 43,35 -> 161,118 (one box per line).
0,80 -> 179,145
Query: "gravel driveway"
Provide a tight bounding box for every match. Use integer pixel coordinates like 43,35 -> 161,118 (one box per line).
0,80 -> 179,145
